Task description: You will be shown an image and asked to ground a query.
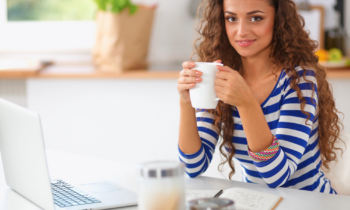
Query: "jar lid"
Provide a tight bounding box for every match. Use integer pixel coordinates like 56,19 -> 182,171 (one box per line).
138,161 -> 184,178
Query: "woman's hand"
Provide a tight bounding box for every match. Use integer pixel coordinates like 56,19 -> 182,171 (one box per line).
177,61 -> 202,105
214,65 -> 254,108
178,60 -> 221,105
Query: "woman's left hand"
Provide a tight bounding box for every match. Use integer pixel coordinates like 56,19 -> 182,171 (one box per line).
214,65 -> 254,108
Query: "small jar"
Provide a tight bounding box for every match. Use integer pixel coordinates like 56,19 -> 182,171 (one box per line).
138,161 -> 185,210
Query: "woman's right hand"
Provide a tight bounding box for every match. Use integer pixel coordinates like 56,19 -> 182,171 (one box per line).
177,61 -> 202,105
177,60 -> 222,105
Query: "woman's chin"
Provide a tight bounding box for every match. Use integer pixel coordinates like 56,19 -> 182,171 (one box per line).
235,47 -> 263,58
236,50 -> 256,58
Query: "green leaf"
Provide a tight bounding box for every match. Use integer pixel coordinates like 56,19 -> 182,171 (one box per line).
110,0 -> 127,13
93,0 -> 108,11
93,0 -> 138,14
128,4 -> 138,14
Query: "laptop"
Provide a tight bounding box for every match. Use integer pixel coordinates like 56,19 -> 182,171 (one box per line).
0,98 -> 138,210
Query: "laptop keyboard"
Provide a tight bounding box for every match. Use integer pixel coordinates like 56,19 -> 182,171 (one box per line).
51,180 -> 101,208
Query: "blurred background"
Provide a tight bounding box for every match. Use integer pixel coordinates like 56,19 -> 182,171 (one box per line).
0,0 -> 349,181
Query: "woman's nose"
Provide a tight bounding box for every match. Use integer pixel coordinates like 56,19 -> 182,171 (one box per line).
237,21 -> 250,37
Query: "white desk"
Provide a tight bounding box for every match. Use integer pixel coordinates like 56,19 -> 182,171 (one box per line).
0,149 -> 349,210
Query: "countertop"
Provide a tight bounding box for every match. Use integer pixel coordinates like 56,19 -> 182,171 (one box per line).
0,63 -> 349,79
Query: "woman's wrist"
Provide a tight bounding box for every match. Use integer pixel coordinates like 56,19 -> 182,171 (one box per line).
236,92 -> 259,111
179,99 -> 193,109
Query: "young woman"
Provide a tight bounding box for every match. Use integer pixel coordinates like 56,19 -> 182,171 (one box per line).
177,0 -> 343,194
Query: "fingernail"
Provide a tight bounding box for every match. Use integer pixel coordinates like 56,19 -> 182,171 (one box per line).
190,63 -> 195,66
195,71 -> 201,75
195,78 -> 201,81
191,83 -> 195,87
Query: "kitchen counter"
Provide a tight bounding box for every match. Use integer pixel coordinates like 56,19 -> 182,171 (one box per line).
0,63 -> 349,79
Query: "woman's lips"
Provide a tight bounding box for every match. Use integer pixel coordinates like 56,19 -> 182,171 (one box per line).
237,40 -> 255,47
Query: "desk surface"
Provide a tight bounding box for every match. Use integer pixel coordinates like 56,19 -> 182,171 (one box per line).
0,150 -> 349,210
0,64 -> 349,79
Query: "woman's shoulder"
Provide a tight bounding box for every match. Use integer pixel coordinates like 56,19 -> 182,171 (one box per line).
281,65 -> 316,78
279,65 -> 317,87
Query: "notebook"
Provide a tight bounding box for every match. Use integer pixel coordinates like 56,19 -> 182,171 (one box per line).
186,188 -> 283,210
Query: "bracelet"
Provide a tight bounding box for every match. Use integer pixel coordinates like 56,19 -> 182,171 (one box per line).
247,135 -> 279,162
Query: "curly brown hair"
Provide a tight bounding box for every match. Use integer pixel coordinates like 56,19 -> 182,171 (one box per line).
192,0 -> 344,179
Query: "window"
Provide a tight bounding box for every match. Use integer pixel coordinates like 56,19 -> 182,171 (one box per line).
0,0 -> 97,53
7,0 -> 96,21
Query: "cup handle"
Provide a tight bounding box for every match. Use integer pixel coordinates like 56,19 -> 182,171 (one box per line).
214,98 -> 220,101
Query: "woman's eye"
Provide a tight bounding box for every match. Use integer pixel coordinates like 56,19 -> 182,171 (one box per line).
226,17 -> 237,22
251,16 -> 263,22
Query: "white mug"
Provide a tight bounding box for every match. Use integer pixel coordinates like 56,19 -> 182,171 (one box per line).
189,62 -> 223,109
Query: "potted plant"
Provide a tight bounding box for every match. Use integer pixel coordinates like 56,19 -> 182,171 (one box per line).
92,0 -> 156,74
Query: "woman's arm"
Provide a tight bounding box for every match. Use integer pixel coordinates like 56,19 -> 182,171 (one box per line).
215,65 -> 274,152
236,99 -> 274,152
177,61 -> 220,177
215,66 -> 318,187
178,107 -> 219,177
250,69 -> 318,188
177,61 -> 203,154
178,100 -> 202,154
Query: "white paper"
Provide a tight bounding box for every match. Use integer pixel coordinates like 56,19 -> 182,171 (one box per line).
186,190 -> 218,201
220,188 -> 280,210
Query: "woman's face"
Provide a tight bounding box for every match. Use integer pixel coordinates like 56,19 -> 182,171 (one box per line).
223,0 -> 275,58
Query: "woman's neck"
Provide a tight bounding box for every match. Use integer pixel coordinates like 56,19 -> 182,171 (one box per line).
239,47 -> 277,83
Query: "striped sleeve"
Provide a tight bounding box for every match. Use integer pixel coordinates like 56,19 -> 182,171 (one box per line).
252,69 -> 318,188
178,109 -> 219,178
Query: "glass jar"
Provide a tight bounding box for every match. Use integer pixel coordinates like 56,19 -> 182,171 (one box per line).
138,161 -> 185,210
325,11 -> 347,54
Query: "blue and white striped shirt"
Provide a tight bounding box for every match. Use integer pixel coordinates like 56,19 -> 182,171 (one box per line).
179,66 -> 336,194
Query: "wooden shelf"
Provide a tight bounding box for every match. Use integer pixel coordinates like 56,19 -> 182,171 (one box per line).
37,70 -> 180,79
0,64 -> 180,79
0,64 -> 349,79
325,68 -> 350,79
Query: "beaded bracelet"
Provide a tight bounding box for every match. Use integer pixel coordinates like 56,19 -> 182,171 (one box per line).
247,135 -> 280,162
